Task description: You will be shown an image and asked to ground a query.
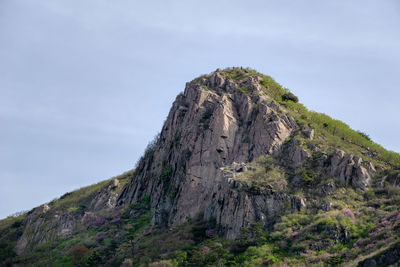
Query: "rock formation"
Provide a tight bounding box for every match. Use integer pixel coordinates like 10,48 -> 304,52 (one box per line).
117,68 -> 376,239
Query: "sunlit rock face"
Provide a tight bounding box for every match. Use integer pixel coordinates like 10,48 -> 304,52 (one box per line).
118,69 -> 307,238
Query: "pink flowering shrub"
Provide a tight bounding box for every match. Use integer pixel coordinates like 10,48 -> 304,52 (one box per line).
342,209 -> 355,218
205,229 -> 216,237
81,213 -> 106,228
111,217 -> 121,223
291,230 -> 300,238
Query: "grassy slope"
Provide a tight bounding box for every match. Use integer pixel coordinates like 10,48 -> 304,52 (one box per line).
0,171 -> 135,266
218,67 -> 400,168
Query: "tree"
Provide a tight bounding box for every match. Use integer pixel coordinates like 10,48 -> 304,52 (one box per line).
282,92 -> 299,103
70,245 -> 91,265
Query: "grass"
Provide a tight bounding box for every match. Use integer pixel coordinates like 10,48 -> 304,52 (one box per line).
50,169 -> 133,210
231,155 -> 288,192
281,100 -> 400,167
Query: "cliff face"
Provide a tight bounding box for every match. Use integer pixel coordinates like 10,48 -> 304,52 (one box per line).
117,68 -> 375,239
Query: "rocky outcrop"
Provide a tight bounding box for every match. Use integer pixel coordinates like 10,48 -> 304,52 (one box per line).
15,210 -> 77,254
90,179 -> 120,210
328,149 -> 375,189
303,128 -> 314,140
204,177 -> 305,239
15,178 -> 123,254
358,241 -> 400,267
283,140 -> 311,168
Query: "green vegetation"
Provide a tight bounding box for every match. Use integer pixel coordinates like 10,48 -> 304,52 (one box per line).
199,107 -> 213,130
218,67 -> 296,103
281,100 -> 400,167
282,91 -> 299,103
0,170 -> 136,266
50,169 -> 133,211
160,165 -> 172,180
231,155 -> 288,192
0,215 -> 24,264
2,196 -> 151,266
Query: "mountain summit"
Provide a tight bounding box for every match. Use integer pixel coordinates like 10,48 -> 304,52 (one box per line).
1,68 -> 400,266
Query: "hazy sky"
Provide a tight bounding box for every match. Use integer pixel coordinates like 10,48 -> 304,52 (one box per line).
1,0 -> 399,219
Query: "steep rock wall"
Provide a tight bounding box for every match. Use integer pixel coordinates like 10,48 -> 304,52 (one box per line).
117,71 -> 299,238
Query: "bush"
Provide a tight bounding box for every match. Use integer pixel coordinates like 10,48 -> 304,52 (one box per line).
135,133 -> 160,168
300,168 -> 315,185
282,92 -> 299,103
70,245 -> 91,264
0,241 -> 16,261
200,108 -> 213,129
11,220 -> 23,228
160,166 -> 172,180
301,173 -> 313,184
357,131 -> 371,141
327,255 -> 343,265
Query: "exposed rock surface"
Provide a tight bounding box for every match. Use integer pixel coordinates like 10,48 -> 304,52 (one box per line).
15,178 -> 122,254
90,179 -> 120,210
15,211 -> 77,254
303,128 -> 314,140
358,242 -> 400,267
282,140 -> 311,168
328,149 -> 374,189
118,70 -> 298,238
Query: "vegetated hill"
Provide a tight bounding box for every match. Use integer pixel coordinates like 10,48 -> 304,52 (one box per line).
1,67 -> 400,266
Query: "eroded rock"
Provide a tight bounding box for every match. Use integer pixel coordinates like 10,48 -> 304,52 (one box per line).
117,70 -> 298,238
329,149 -> 375,189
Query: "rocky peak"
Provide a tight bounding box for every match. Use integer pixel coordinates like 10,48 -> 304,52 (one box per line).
117,68 -> 301,238
117,67 -> 376,239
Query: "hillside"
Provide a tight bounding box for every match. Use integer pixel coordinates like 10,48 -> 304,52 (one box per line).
1,67 -> 400,266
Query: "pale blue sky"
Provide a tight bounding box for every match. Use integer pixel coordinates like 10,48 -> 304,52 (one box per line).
1,0 -> 399,218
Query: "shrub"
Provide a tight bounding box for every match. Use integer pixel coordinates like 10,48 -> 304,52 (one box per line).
200,108 -> 213,129
160,166 -> 172,180
192,225 -> 207,241
327,255 -> 343,265
86,250 -> 102,266
357,131 -> 371,141
135,133 -> 160,168
0,241 -> 16,261
282,92 -> 299,103
265,255 -> 279,264
300,168 -> 315,185
70,245 -> 91,264
11,220 -> 23,228
301,173 -> 314,184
